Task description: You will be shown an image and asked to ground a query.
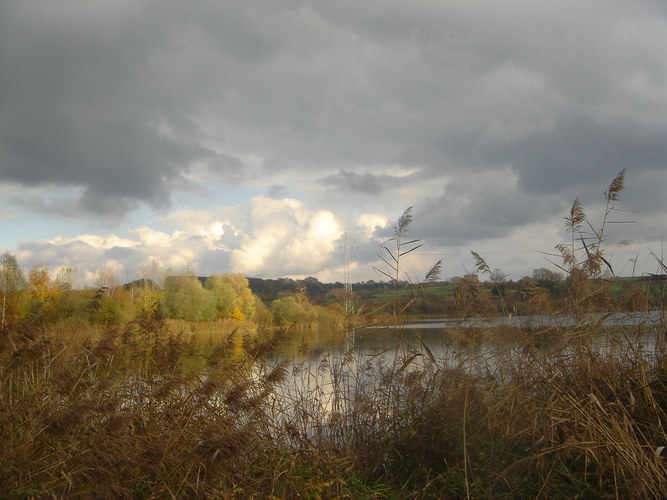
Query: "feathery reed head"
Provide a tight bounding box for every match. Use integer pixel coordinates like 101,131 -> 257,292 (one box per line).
565,197 -> 586,234
605,168 -> 626,201
396,206 -> 414,236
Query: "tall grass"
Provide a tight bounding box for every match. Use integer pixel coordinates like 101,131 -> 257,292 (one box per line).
1,304 -> 664,498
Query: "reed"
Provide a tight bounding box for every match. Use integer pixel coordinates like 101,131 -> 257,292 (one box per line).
1,292 -> 664,498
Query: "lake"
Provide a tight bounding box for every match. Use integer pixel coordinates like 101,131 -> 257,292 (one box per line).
273,310 -> 665,361
258,310 -> 665,439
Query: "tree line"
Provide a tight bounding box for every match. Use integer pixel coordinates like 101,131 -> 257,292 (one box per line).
2,248 -> 664,330
0,253 -> 344,328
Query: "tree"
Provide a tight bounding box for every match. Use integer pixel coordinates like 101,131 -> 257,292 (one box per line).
220,273 -> 256,321
135,262 -> 162,312
326,287 -> 359,311
87,286 -> 135,325
54,267 -> 78,290
531,268 -> 563,283
530,268 -> 565,296
463,273 -> 479,283
162,274 -> 216,321
271,296 -> 308,326
1,252 -> 26,327
254,299 -> 274,329
94,266 -> 120,291
28,265 -> 63,305
204,274 -> 237,319
490,268 -> 508,284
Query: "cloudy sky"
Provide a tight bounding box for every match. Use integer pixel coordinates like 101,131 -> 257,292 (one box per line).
1,0 -> 666,286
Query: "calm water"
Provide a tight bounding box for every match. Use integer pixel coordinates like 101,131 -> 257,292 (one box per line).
274,310 -> 666,362
401,310 -> 666,330
259,310 -> 665,436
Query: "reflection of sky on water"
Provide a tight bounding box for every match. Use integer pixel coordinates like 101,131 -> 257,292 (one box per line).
262,311 -> 665,441
400,310 -> 666,329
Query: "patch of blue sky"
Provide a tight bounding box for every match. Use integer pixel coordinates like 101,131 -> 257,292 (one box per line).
119,206 -> 166,234
0,212 -> 93,251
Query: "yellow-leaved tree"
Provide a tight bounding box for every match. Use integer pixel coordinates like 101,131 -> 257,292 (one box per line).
28,265 -> 62,305
204,272 -> 256,321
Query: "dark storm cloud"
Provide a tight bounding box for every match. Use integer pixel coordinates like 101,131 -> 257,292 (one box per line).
322,170 -> 386,195
0,1 -> 248,218
10,196 -> 82,219
266,184 -> 288,199
206,153 -> 245,177
486,114 -> 667,198
412,180 -> 563,247
1,0 -> 666,244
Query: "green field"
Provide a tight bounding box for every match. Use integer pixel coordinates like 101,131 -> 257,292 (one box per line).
368,283 -> 460,300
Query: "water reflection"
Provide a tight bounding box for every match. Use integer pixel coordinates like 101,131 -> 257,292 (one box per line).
400,310 -> 666,330
260,311 -> 665,441
274,310 -> 664,363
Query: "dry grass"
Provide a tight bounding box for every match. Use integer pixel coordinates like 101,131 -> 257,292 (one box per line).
1,295 -> 665,498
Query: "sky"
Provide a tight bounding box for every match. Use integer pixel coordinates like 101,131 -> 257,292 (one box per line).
1,0 -> 666,286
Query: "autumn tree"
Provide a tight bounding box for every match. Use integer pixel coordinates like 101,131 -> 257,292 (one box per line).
271,296 -> 309,326
1,252 -> 26,327
41,267 -> 81,322
28,265 -> 62,305
134,261 -> 162,312
221,273 -> 256,321
204,274 -> 237,319
162,274 -> 216,321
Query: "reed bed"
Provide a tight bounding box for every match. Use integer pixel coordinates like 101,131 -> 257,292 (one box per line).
1,302 -> 665,498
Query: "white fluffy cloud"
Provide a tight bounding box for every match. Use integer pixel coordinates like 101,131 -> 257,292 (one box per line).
15,197 -> 351,283
231,197 -> 344,276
